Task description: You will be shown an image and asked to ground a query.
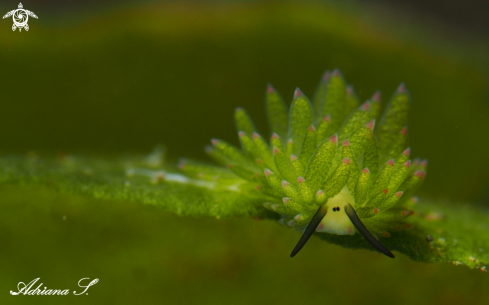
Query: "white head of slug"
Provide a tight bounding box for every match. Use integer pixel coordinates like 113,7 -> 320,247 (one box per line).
316,186 -> 356,235
290,185 -> 395,259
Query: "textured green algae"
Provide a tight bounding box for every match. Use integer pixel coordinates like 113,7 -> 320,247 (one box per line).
0,154 -> 263,219
1,152 -> 487,272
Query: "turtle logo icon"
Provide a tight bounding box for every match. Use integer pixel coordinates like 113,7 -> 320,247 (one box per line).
3,3 -> 38,32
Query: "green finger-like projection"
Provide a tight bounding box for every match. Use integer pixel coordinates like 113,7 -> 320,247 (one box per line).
344,203 -> 395,258
290,205 -> 328,257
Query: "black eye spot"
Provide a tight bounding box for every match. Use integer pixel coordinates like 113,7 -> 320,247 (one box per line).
337,207 -> 340,211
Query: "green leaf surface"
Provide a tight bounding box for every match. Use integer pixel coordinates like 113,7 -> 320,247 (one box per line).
0,155 -> 264,219
1,153 -> 487,272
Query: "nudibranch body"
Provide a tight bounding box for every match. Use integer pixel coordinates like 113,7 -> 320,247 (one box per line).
181,69 -> 426,258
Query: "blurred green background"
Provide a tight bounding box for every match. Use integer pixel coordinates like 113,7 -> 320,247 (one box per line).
1,0 -> 488,304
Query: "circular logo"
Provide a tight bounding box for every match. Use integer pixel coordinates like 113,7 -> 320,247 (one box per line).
13,9 -> 28,27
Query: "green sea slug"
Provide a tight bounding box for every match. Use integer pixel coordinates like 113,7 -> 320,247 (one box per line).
203,69 -> 426,258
